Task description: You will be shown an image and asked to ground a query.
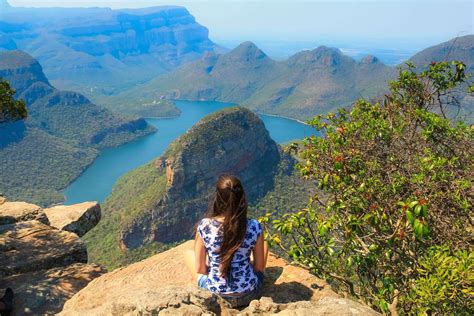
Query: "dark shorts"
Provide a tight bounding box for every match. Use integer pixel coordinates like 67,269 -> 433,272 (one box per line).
197,271 -> 264,307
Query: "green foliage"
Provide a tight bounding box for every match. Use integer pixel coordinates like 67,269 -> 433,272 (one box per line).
0,71 -> 154,206
403,246 -> 474,314
84,162 -> 170,270
0,80 -> 27,123
266,61 -> 474,313
0,127 -> 98,206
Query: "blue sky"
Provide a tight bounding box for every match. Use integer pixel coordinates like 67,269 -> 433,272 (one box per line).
8,0 -> 473,50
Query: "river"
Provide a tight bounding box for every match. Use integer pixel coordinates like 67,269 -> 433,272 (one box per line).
64,100 -> 314,204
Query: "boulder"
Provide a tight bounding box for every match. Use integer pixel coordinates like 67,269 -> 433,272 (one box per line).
1,263 -> 105,316
0,201 -> 49,225
243,296 -> 380,315
60,241 -> 379,315
0,220 -> 88,277
44,201 -> 101,237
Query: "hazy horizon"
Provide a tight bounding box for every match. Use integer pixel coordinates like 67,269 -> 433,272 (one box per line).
6,0 -> 473,52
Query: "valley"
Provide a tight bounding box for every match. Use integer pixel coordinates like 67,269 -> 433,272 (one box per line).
0,1 -> 472,315
64,100 -> 313,205
0,50 -> 154,206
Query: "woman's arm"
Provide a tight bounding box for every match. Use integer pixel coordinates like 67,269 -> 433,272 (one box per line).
194,233 -> 208,275
252,233 -> 266,272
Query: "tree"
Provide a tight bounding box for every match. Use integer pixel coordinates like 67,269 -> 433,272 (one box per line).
0,80 -> 27,123
262,61 -> 473,314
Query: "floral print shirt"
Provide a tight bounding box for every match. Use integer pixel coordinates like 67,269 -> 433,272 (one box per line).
197,217 -> 263,294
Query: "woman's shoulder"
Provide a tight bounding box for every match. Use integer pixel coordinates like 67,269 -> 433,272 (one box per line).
247,218 -> 263,232
197,217 -> 221,231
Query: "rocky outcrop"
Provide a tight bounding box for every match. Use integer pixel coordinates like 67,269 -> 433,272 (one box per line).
118,107 -> 286,249
0,200 -> 49,225
1,263 -> 104,316
60,240 -> 378,315
0,199 -> 106,315
0,50 -> 50,96
44,201 -> 101,237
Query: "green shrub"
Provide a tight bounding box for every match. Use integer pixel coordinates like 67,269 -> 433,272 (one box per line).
403,246 -> 473,314
262,61 -> 474,314
0,80 -> 27,123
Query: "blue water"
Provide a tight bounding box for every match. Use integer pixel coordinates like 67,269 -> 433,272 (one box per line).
64,100 -> 314,204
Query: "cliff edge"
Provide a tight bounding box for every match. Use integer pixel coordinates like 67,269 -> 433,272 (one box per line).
0,197 -> 105,315
60,240 -> 379,315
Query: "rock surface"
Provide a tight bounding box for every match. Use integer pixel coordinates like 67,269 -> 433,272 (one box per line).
0,200 -> 49,225
0,200 -> 106,315
44,201 -> 101,237
60,240 -> 378,315
1,263 -> 105,316
0,220 -> 87,277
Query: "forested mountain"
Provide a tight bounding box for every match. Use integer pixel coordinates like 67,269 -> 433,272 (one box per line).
409,35 -> 474,119
0,0 -> 220,99
108,36 -> 474,121
107,42 -> 397,120
0,50 -> 154,205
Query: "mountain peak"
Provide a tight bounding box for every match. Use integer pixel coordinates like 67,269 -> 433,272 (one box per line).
360,55 -> 380,64
0,50 -> 37,70
288,45 -> 344,66
227,41 -> 269,61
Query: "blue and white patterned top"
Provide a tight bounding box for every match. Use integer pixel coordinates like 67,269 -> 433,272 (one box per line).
197,217 -> 263,295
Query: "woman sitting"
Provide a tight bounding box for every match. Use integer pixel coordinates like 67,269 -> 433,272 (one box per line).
184,175 -> 269,307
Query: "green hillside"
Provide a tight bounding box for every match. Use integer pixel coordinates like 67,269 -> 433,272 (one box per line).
106,42 -> 396,121
0,50 -> 155,205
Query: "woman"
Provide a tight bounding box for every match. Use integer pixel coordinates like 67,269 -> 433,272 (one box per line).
184,175 -> 269,307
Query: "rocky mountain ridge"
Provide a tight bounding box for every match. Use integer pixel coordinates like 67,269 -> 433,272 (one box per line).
0,50 -> 154,205
109,41 -> 397,120
0,0 -> 220,99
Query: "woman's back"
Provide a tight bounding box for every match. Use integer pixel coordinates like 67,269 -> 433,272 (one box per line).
197,217 -> 263,294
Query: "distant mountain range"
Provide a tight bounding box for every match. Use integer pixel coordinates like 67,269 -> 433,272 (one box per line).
109,42 -> 395,120
0,51 -> 154,206
1,1 -> 472,121
109,35 -> 474,121
0,0 -> 220,98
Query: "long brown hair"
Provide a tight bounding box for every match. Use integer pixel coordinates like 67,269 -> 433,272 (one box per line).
207,174 -> 248,278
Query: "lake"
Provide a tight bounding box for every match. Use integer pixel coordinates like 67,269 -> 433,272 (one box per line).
64,100 -> 315,204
